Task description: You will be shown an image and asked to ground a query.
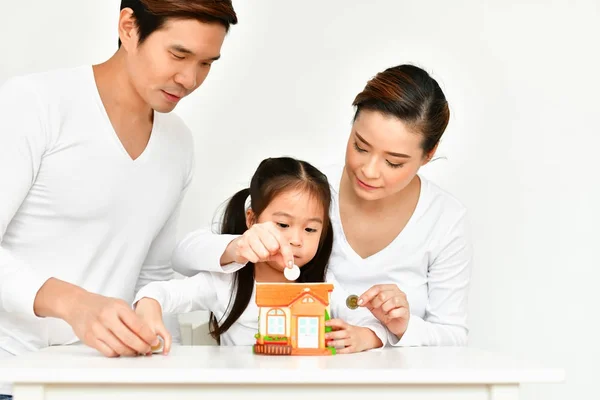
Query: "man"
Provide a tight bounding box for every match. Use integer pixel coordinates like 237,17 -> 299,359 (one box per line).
0,0 -> 237,396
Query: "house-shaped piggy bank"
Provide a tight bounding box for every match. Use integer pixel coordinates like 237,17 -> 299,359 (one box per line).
253,282 -> 336,355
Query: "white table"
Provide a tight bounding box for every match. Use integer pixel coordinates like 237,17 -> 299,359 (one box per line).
0,345 -> 564,400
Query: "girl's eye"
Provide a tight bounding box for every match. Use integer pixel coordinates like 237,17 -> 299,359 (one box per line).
353,141 -> 367,153
171,53 -> 185,60
386,161 -> 404,169
277,223 -> 289,228
305,228 -> 318,233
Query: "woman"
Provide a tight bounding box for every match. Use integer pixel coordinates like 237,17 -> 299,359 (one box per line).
175,64 -> 472,348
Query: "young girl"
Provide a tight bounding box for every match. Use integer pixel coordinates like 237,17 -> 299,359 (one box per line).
134,157 -> 386,354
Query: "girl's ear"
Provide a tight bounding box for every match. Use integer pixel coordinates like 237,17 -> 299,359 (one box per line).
246,208 -> 255,229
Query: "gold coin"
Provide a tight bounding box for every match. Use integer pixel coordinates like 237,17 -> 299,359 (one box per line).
346,295 -> 359,310
151,337 -> 164,353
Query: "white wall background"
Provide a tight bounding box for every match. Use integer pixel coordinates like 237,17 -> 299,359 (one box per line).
1,1 -> 598,398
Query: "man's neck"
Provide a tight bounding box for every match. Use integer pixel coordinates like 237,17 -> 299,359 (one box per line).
92,49 -> 153,125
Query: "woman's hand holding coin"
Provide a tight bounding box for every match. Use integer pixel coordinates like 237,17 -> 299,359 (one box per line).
357,284 -> 410,339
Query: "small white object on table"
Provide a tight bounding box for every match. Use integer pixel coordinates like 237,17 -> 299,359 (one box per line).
0,345 -> 564,400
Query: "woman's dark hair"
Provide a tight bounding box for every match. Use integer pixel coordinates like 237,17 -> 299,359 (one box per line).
209,157 -> 333,344
118,0 -> 238,47
352,64 -> 450,155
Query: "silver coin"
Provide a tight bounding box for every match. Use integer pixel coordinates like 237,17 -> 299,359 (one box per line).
284,264 -> 300,281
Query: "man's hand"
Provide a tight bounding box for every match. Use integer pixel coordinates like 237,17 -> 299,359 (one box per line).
134,297 -> 172,355
34,278 -> 159,357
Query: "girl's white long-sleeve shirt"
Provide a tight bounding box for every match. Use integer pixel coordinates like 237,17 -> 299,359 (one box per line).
171,167 -> 473,347
133,270 -> 387,347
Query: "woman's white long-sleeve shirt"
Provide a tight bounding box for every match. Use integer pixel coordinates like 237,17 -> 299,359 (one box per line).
171,167 -> 473,347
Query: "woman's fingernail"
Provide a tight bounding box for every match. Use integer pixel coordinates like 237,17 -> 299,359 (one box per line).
288,260 -> 293,269
357,298 -> 364,306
